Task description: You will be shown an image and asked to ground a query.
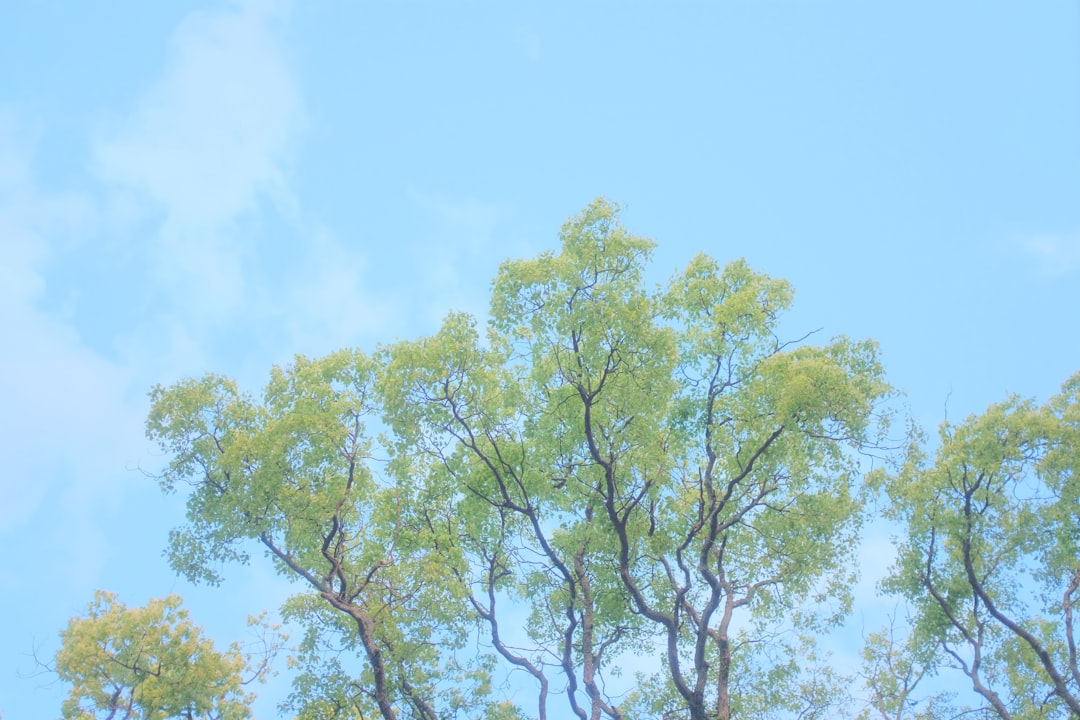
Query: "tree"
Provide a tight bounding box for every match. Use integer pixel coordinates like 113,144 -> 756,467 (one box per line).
147,198 -> 890,720
379,199 -> 890,720
877,374 -> 1080,718
147,351 -> 475,720
53,591 -> 275,720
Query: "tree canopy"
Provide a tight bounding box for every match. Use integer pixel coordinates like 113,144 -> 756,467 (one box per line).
49,199 -> 1078,719
136,198 -> 892,720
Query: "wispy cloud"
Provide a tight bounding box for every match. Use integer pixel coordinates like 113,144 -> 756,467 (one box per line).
1018,233 -> 1080,277
95,0 -> 301,226
0,114 -> 136,563
0,0 -> 307,592
0,0 -> 387,582
93,0 -> 304,326
87,0 -> 396,374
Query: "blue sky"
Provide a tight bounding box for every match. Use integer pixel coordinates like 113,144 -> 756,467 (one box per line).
2,1 -> 1078,716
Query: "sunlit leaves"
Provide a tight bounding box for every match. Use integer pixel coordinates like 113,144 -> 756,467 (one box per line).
147,350 -> 476,720
878,373 -> 1080,718
55,592 -> 261,720
381,198 -> 890,719
144,198 -> 893,720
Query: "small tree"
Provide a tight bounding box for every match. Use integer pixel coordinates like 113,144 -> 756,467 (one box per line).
54,591 -> 275,720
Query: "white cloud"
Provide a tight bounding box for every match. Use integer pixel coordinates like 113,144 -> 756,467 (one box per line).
93,0 -> 303,325
0,115 -> 137,558
81,0 -> 389,373
95,0 -> 300,226
1019,234 -> 1080,277
0,7 -> 342,715
0,114 -> 91,310
0,0 -> 383,593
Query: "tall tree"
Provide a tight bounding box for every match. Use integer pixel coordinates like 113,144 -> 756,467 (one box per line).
877,374 -> 1080,718
379,199 -> 890,720
148,199 -> 890,720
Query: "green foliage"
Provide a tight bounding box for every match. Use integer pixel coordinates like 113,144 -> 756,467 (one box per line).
146,199 -> 892,720
379,198 -> 891,719
877,373 -> 1080,718
54,592 -> 263,720
147,350 -> 477,720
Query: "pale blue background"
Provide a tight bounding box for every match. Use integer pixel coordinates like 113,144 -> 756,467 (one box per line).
2,1 -> 1078,716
